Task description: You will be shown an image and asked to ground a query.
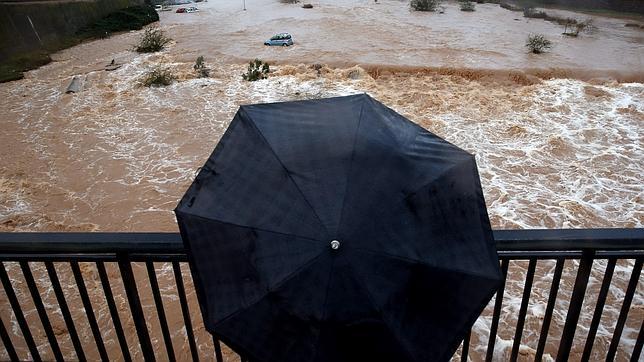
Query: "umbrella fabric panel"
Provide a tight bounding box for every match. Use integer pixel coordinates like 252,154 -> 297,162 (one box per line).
342,157 -> 500,278
176,212 -> 327,324
241,95 -> 364,236
213,251 -> 414,362
350,250 -> 500,361
335,96 -> 474,249
176,112 -> 328,241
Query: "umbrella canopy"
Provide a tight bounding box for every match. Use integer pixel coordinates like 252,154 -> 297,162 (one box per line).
175,94 -> 502,362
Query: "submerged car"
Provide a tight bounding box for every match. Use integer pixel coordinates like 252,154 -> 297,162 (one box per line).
264,33 -> 294,46
186,6 -> 199,12
176,7 -> 186,13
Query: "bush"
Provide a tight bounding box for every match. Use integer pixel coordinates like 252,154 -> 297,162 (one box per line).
525,34 -> 552,54
279,0 -> 298,3
564,18 -> 596,37
460,1 -> 475,11
523,7 -> 547,19
242,59 -> 270,81
410,0 -> 442,12
135,27 -> 171,53
141,68 -> 175,87
194,56 -> 210,77
302,3 -> 313,8
499,2 -> 521,11
77,5 -> 159,38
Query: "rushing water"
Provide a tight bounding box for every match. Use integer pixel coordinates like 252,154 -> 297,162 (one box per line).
0,0 -> 642,361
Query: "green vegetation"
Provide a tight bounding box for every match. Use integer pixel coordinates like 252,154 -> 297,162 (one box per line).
460,1 -> 476,11
410,0 -> 442,12
522,7 -> 597,37
563,18 -> 595,36
141,67 -> 176,87
77,5 -> 158,39
0,51 -> 51,83
135,27 -> 171,53
1,5 -> 159,83
523,7 -> 547,18
242,59 -> 270,81
500,2 -> 522,11
194,56 -> 210,78
526,34 -> 552,53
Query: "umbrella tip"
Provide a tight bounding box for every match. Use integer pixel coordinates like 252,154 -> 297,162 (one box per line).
330,240 -> 341,250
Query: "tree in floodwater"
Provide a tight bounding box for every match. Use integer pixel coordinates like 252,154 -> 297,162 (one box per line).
194,56 -> 210,78
459,1 -> 475,11
525,34 -> 552,54
242,59 -> 270,81
563,18 -> 596,37
135,27 -> 171,53
141,67 -> 175,87
410,0 -> 442,12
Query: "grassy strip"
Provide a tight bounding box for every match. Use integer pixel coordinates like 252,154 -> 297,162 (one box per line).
0,5 -> 158,83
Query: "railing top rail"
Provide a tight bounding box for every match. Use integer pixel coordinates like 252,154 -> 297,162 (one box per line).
0,229 -> 642,254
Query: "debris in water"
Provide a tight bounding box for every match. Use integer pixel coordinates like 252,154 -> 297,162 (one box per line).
65,76 -> 82,93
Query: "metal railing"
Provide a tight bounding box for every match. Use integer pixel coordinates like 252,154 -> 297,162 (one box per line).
0,229 -> 642,361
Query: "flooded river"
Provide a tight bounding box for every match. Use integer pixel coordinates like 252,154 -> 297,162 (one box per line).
0,0 -> 642,361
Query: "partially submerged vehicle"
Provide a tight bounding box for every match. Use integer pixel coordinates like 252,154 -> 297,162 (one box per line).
264,33 -> 294,46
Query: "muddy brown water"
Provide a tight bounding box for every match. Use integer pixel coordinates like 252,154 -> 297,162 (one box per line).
0,0 -> 642,361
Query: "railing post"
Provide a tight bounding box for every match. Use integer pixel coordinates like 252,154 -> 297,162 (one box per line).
556,249 -> 594,362
117,253 -> 156,362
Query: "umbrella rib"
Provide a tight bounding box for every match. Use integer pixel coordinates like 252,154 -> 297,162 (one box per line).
212,252 -> 326,328
239,107 -> 331,239
345,262 -> 418,362
177,210 -> 325,244
354,247 -> 500,281
334,95 -> 367,236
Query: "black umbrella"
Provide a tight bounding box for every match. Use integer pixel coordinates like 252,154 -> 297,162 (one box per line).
175,94 -> 501,362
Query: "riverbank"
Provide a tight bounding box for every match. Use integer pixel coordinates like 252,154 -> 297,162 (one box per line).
0,2 -> 157,82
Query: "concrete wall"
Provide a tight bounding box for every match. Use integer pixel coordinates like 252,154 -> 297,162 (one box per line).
0,0 -> 145,61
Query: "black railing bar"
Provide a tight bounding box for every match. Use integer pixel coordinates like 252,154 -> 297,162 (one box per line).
556,249 -> 595,362
534,257 -> 564,361
70,262 -> 109,361
0,254 -> 190,262
0,263 -> 41,361
0,254 -> 117,262
631,319 -> 644,362
461,329 -> 471,362
0,233 -> 184,254
498,251 -> 583,258
498,250 -> 644,258
213,337 -> 224,362
117,253 -> 156,362
0,315 -> 19,362
2,251 -> 641,262
581,258 -> 617,361
0,229 -> 642,254
596,250 -> 644,258
19,261 -> 64,361
96,262 -> 132,362
485,258 -> 509,362
146,261 -> 176,362
173,261 -> 200,362
510,259 -> 537,362
606,258 -> 643,361
493,229 -> 644,250
129,254 -> 189,262
44,262 -> 86,361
